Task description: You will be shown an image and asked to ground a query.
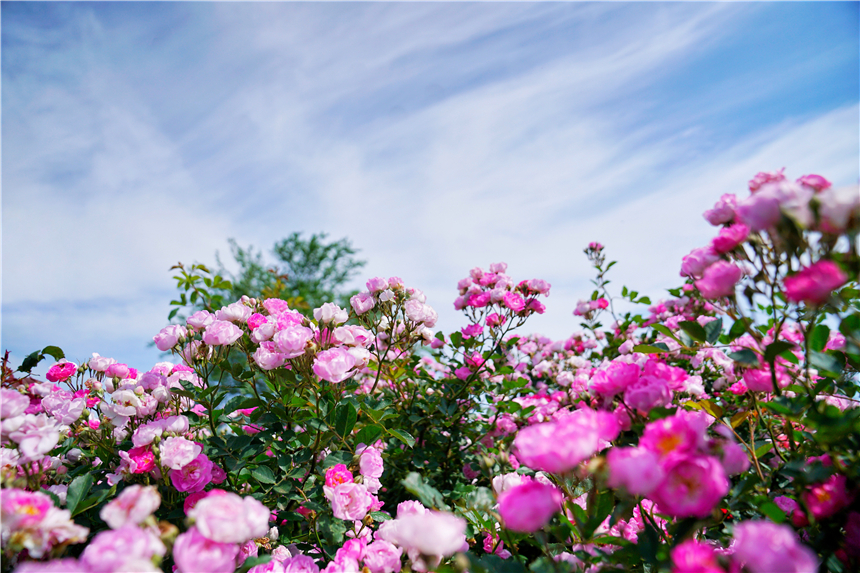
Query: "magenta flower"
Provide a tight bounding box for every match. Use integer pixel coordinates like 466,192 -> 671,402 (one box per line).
651,454 -> 728,518
694,260 -> 742,299
45,362 -> 77,383
733,520 -> 818,573
498,481 -> 563,533
784,260 -> 847,305
173,526 -> 239,573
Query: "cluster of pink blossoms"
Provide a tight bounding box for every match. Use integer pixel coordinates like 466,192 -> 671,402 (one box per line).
454,263 -> 550,323
682,170 -> 853,302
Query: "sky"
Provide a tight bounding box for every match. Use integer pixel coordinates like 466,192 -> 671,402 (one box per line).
2,1 -> 859,375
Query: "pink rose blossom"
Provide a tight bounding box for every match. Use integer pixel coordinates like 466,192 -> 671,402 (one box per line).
817,184 -> 860,233
671,539 -> 721,573
186,310 -> 215,330
624,375 -> 672,414
640,410 -> 708,458
733,520 -> 818,573
359,446 -> 384,479
202,320 -> 244,346
388,511 -> 467,557
325,464 -> 354,488
170,453 -> 214,493
651,454 -> 728,518
589,361 -> 639,397
282,554 -> 321,572
274,326 -> 315,358
88,353 -> 116,372
514,410 -> 613,474
736,184 -> 783,231
314,303 -> 349,325
695,260 -> 742,299
253,341 -> 287,371
710,223 -> 749,253
797,173 -> 831,191
498,481 -> 562,533
703,193 -> 737,225
159,436 -> 202,470
81,524 -> 166,573
363,540 -> 403,573
99,485 -> 161,529
216,301 -> 253,323
680,245 -> 719,278
46,362 -> 77,383
503,292 -> 525,312
350,292 -> 376,314
328,482 -> 373,521
153,325 -> 187,351
189,490 -> 270,543
173,526 -> 239,573
802,474 -> 853,521
748,168 -> 786,192
606,447 -> 665,496
784,260 -> 847,305
313,348 -> 356,383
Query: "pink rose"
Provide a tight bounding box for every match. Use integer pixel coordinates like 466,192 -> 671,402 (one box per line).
388,511 -> 466,557
498,481 -> 562,533
624,375 -> 671,414
733,520 -> 818,573
651,454 -> 728,518
99,485 -> 161,529
325,464 -> 354,487
253,341 -> 287,371
189,491 -> 270,543
350,292 -> 375,315
153,325 -> 187,351
784,260 -> 847,305
606,447 -> 664,496
802,474 -> 853,521
313,348 -> 356,383
173,526 -> 239,573
694,260 -> 742,299
366,277 -> 388,293
328,482 -> 373,521
710,223 -> 749,253
671,539 -> 722,573
274,326 -> 314,358
159,436 -> 201,470
170,453 -> 214,493
281,555 -> 320,572
748,168 -> 786,192
680,245 -> 719,278
81,525 -> 166,573
202,320 -> 243,346
313,303 -> 349,325
514,410 -> 611,474
703,193 -> 737,225
363,540 -> 403,573
502,292 -> 525,312
46,362 -> 77,383
186,310 -> 215,330
359,446 -> 384,479
797,173 -> 831,191
588,361 -> 639,397
216,301 -> 252,323
736,185 -> 783,231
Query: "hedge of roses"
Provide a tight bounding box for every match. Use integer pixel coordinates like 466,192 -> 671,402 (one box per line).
2,168 -> 859,573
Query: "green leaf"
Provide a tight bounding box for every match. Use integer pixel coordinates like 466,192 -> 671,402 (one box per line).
726,318 -> 752,342
370,511 -> 392,522
759,501 -> 786,523
764,341 -> 795,363
632,343 -> 670,354
41,346 -> 65,361
354,424 -> 384,447
67,474 -> 94,516
704,318 -> 722,344
678,321 -> 707,343
754,442 -> 773,458
728,348 -> 759,367
809,351 -> 843,377
334,402 -> 357,439
651,324 -> 681,344
387,428 -> 415,448
809,325 -> 831,353
236,556 -> 272,573
252,466 -> 276,484
19,350 -> 43,373
401,472 -> 448,510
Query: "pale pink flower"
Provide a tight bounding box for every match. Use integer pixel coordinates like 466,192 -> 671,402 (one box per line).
99,485 -> 160,529
274,326 -> 314,358
736,184 -> 783,230
9,414 -> 60,462
88,353 -> 116,372
216,301 -> 252,323
186,310 -> 216,330
606,447 -> 664,496
748,168 -> 786,192
784,260 -> 847,305
314,303 -> 349,325
1,388 -> 30,419
313,348 -> 356,383
189,491 -> 270,543
173,526 -> 239,573
680,245 -> 719,278
170,453 -> 214,493
366,277 -> 388,293
589,361 -> 639,397
695,260 -> 742,299
711,223 -> 749,253
282,554 -> 321,573
159,436 -> 201,470
350,292 -> 376,314
202,320 -> 244,346
797,173 -> 831,191
328,482 -> 373,521
389,511 -> 466,557
80,524 -> 165,573
817,184 -> 860,233
363,540 -> 403,573
359,446 -> 384,479
703,193 -> 737,225
733,520 -> 818,573
624,375 -> 671,414
253,341 -> 287,371
153,325 -> 187,351
498,481 -> 562,533
514,409 -> 613,474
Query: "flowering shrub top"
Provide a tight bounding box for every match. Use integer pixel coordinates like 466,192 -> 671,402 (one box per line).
2,168 -> 859,573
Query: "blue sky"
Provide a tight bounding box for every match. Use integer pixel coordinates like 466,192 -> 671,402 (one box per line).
2,2 -> 858,374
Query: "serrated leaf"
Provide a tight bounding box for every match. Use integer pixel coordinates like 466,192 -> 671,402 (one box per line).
678,321 -> 708,343
728,348 -> 759,367
387,428 -> 415,448
67,474 -> 94,516
252,466 -> 276,484
334,402 -> 357,439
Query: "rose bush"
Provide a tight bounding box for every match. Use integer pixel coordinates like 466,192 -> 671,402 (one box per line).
2,168 -> 859,573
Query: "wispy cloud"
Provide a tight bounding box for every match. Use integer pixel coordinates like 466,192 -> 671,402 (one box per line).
2,2 -> 857,372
